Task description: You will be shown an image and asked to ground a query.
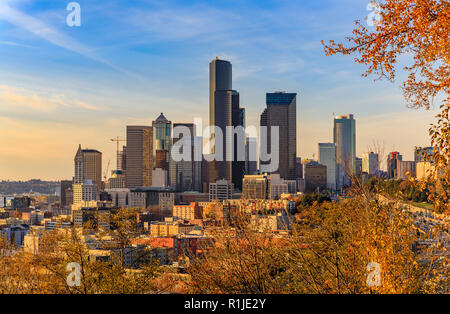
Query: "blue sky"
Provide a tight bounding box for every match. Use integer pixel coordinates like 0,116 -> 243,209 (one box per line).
0,0 -> 438,180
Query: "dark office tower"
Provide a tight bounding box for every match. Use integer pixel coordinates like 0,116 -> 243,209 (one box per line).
356,157 -> 363,179
120,146 -> 127,171
213,90 -> 246,187
126,126 -> 153,188
60,180 -> 73,207
210,57 -> 232,131
169,123 -> 202,192
232,92 -> 246,190
387,151 -> 403,178
333,114 -> 356,189
209,58 -> 232,186
260,92 -> 297,180
245,137 -> 258,176
209,57 -> 246,189
295,157 -> 303,179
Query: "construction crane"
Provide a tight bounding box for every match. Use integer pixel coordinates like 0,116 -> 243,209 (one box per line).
111,136 -> 126,169
103,160 -> 111,182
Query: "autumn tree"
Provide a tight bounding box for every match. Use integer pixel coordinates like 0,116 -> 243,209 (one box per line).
0,210 -> 167,294
322,0 -> 449,213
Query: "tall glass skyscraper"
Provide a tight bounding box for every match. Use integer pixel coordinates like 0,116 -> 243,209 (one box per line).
362,152 -> 379,176
169,123 -> 202,192
318,143 -> 337,190
152,113 -> 172,151
152,112 -> 172,171
210,57 -> 232,130
333,114 -> 356,189
209,58 -> 245,190
260,92 -> 297,180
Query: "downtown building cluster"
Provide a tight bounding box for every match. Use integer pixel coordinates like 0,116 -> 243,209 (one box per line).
0,58 -> 439,271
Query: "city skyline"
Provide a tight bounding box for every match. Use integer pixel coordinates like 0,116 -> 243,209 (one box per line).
0,0 -> 439,181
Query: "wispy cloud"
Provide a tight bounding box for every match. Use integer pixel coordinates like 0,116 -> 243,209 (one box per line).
0,1 -> 144,81
0,40 -> 33,48
0,85 -> 106,112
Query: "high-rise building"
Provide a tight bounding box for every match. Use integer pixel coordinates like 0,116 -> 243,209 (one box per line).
245,137 -> 258,176
260,92 -> 297,180
295,157 -> 303,179
152,168 -> 168,187
242,174 -> 269,200
362,152 -> 379,176
333,114 -> 356,189
303,160 -> 327,193
231,92 -> 246,190
126,126 -> 153,188
268,174 -> 297,200
60,180 -> 73,207
74,145 -> 84,184
209,58 -> 246,190
318,143 -> 337,190
73,180 -> 97,205
210,57 -> 232,132
416,162 -> 436,180
209,179 -> 234,202
155,150 -> 168,170
397,161 -> 416,179
74,145 -> 102,191
117,146 -> 127,172
152,113 -> 172,168
169,123 -> 202,192
387,152 -> 402,179
356,157 -> 362,179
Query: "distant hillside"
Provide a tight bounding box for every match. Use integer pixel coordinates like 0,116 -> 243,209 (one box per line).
0,180 -> 60,195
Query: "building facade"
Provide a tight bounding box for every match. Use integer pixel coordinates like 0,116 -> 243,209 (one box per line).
318,143 -> 337,190
242,174 -> 269,200
333,114 -> 356,189
260,92 -> 297,180
362,152 -> 379,176
126,126 -> 153,188
209,179 -> 234,202
303,160 -> 327,193
169,123 -> 202,192
74,145 -> 102,191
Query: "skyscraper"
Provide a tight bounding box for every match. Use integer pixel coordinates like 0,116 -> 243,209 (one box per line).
333,114 -> 356,189
74,145 -> 102,191
362,152 -> 379,176
245,137 -> 258,176
260,92 -> 297,180
60,180 -> 73,207
318,143 -> 337,190
231,92 -> 245,190
74,145 -> 84,184
387,151 -> 402,179
126,126 -> 153,188
210,57 -> 232,131
152,113 -> 172,169
209,58 -> 246,190
169,123 -> 202,192
302,160 -> 327,193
